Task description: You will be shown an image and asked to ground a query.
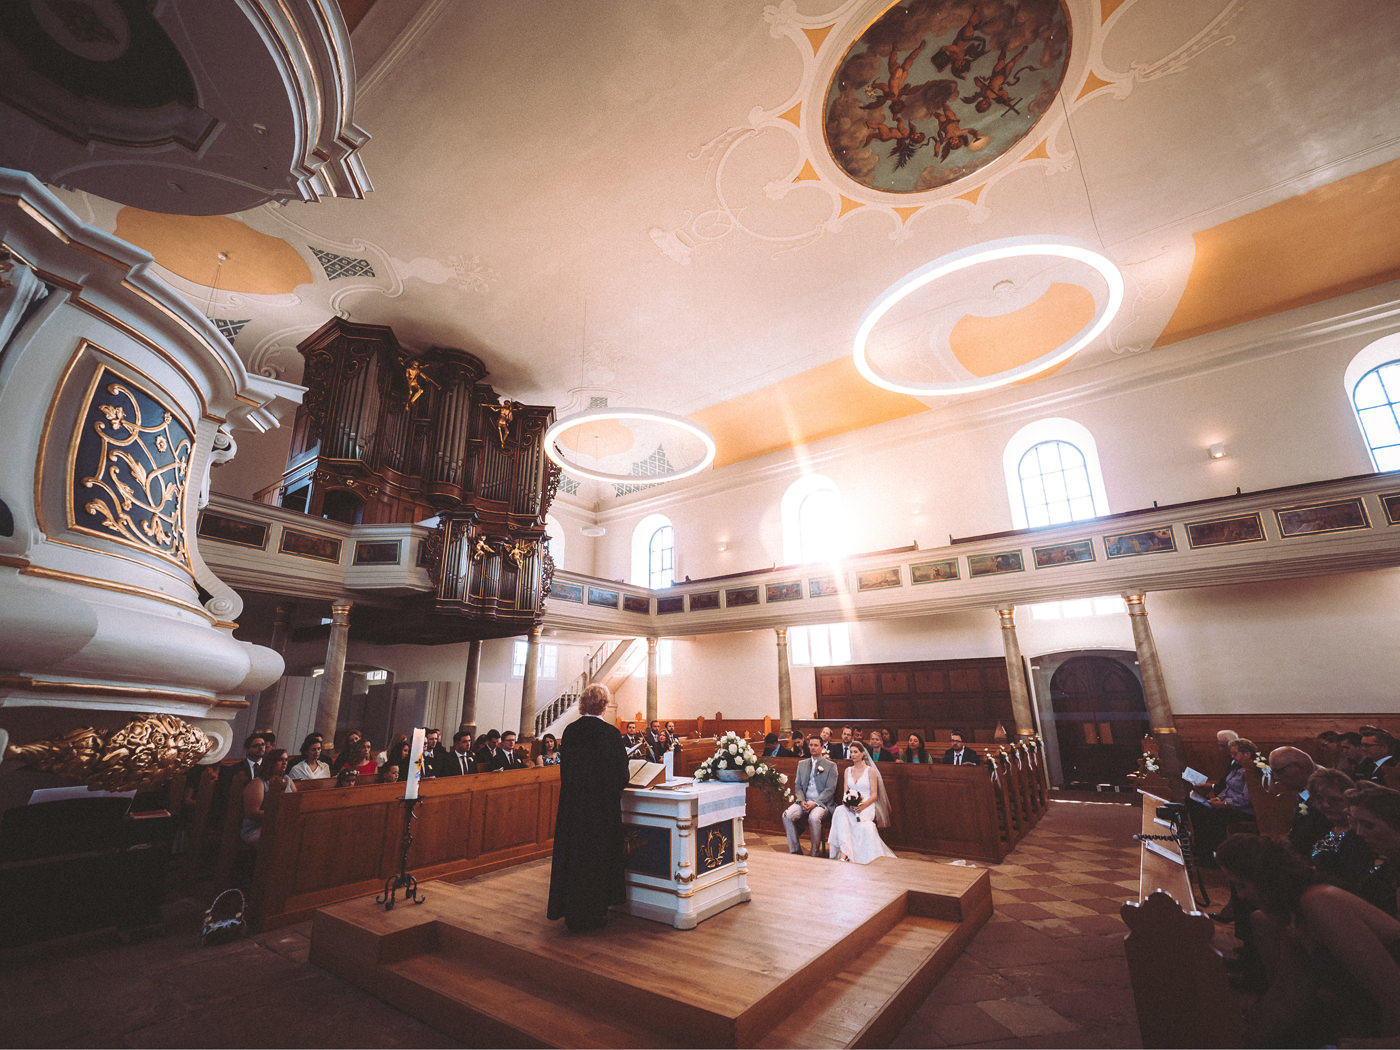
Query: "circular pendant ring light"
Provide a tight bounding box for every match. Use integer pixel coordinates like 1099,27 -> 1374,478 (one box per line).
853,238 -> 1124,397
544,407 -> 716,484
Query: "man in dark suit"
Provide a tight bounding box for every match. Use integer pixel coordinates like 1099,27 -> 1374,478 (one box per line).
476,729 -> 507,771
547,684 -> 630,932
942,733 -> 982,766
439,730 -> 476,777
827,726 -> 853,761
499,731 -> 527,769
1356,726 -> 1397,783
621,722 -> 647,758
761,733 -> 791,757
420,728 -> 448,778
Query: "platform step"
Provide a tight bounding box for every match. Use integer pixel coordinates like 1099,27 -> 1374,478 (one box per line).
387,951 -> 662,1049
754,916 -> 960,1050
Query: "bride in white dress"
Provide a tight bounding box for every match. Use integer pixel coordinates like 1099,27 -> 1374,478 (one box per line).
826,741 -> 896,863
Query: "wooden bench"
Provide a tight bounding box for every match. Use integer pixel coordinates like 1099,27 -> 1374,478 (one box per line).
249,766 -> 559,930
1121,790 -> 1242,1049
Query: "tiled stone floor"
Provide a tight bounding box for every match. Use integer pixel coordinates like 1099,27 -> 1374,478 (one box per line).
0,789 -> 1233,1048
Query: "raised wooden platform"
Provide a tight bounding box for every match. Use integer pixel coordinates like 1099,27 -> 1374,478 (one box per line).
309,849 -> 992,1048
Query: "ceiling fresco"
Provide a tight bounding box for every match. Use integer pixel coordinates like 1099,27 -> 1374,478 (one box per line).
824,0 -> 1070,193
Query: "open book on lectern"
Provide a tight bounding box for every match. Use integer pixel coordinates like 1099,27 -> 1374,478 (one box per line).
628,759 -> 667,788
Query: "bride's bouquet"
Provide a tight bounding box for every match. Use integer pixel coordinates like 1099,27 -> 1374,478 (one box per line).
842,789 -> 863,809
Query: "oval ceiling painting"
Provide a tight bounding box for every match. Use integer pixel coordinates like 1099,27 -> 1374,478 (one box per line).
825,0 -> 1070,194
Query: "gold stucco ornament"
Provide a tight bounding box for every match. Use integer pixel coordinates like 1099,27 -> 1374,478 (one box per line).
6,715 -> 209,791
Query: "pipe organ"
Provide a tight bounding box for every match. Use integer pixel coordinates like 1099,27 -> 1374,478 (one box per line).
277,318 -> 557,635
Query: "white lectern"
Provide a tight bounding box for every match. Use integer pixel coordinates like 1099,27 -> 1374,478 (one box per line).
618,781 -> 750,929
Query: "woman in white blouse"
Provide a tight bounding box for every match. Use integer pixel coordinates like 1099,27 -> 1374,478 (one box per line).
289,735 -> 330,780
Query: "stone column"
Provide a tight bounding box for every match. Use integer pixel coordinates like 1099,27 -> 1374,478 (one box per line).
253,601 -> 294,731
315,598 -> 353,736
1125,592 -> 1185,795
646,637 -> 659,724
460,638 -> 482,734
775,627 -> 793,734
996,606 -> 1036,739
519,625 -> 542,736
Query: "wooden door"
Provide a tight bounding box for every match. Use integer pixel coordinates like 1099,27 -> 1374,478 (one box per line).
1049,656 -> 1148,787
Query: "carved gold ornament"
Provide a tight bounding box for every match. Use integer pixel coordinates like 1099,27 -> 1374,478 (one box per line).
700,827 -> 730,870
6,714 -> 210,791
507,539 -> 536,569
75,372 -> 192,562
471,535 -> 496,561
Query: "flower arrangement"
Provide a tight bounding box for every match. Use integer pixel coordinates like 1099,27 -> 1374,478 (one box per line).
694,731 -> 792,805
842,789 -> 863,809
1141,752 -> 1161,774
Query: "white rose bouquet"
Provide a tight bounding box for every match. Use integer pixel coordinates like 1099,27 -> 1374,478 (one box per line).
694,731 -> 793,805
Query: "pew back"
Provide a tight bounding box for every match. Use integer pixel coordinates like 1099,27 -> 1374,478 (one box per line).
251,767 -> 559,930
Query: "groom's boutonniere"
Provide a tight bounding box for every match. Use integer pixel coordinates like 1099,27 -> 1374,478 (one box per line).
815,764 -> 825,774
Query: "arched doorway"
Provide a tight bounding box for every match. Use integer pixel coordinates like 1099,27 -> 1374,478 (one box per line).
1048,654 -> 1148,787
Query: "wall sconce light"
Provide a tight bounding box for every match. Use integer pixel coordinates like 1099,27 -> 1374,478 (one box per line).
1208,442 -> 1227,460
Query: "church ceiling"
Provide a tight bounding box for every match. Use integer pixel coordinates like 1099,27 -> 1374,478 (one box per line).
23,0 -> 1400,492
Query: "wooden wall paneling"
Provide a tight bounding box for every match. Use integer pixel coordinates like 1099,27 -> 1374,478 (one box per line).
850,672 -> 878,694
817,672 -> 849,696
881,671 -> 910,695
480,781 -> 544,854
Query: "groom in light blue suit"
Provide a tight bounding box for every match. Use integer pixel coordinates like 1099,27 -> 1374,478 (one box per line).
782,737 -> 838,856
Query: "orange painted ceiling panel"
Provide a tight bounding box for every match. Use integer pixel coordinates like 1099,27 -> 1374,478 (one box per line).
114,208 -> 312,295
1157,159 -> 1400,347
950,282 -> 1096,377
690,355 -> 928,469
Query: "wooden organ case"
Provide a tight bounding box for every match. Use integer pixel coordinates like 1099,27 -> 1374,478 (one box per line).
277,318 -> 558,640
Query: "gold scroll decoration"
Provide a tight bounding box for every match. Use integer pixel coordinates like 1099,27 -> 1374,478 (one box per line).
6,714 -> 210,791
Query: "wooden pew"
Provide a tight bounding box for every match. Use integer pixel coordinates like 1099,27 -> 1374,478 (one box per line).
1121,790 -> 1242,1049
719,755 -> 1015,864
249,766 -> 559,931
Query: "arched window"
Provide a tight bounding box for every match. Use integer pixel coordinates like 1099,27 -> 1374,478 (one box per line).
781,474 -> 850,564
544,513 -> 565,570
1345,335 -> 1400,471
1002,419 -> 1109,530
630,513 -> 674,588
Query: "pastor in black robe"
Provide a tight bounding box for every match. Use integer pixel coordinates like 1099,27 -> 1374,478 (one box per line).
546,714 -> 630,931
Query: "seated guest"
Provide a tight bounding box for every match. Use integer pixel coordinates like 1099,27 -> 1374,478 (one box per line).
664,720 -> 679,741
476,729 -> 506,770
819,726 -> 833,750
1313,730 -> 1340,768
781,737 -> 837,857
647,731 -> 673,763
499,731 -> 528,770
1190,736 -> 1256,860
942,732 -> 981,766
901,733 -> 932,763
760,732 -> 786,758
536,733 -> 560,766
880,728 -> 901,760
789,732 -> 805,758
828,726 -> 853,761
1356,726 -> 1398,783
621,722 -> 646,758
644,720 -> 664,752
1304,769 -> 1377,902
1348,782 -> 1400,916
440,730 -> 477,776
865,731 -> 890,762
329,729 -> 363,773
346,737 -> 379,776
379,761 -> 401,783
1268,746 -> 1325,854
384,736 -> 412,780
232,733 -> 268,781
1216,834 -> 1400,1046
241,748 -> 295,846
1335,731 -> 1364,777
289,735 -> 330,780
421,728 -> 447,778
335,767 -> 359,787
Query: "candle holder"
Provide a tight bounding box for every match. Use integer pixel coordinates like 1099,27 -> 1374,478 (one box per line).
377,796 -> 426,910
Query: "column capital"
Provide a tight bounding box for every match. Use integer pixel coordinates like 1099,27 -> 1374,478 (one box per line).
528,624 -> 543,640
1124,593 -> 1147,614
329,598 -> 354,623
997,606 -> 1016,629
775,626 -> 787,644
647,636 -> 658,652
